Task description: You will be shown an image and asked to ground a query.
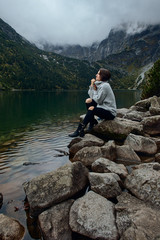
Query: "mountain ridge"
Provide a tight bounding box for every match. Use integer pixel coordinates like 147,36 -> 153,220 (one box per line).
0,18 -> 97,90
0,18 -> 160,91
41,24 -> 160,63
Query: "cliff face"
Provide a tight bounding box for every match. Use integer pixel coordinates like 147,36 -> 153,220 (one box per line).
42,24 -> 160,65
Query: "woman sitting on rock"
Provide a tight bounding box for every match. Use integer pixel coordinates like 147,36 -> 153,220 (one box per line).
69,68 -> 117,137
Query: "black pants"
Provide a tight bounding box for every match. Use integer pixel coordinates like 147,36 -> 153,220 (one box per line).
83,99 -> 115,126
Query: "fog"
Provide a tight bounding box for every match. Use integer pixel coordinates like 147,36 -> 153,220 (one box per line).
0,0 -> 160,45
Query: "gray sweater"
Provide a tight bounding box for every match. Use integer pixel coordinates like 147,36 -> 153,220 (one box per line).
88,81 -> 117,117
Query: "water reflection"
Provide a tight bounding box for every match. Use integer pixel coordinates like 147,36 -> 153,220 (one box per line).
0,90 -> 141,240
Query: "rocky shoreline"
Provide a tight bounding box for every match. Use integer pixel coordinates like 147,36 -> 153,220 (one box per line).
0,95 -> 160,240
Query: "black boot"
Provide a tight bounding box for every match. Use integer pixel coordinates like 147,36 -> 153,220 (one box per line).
87,118 -> 98,131
69,123 -> 85,137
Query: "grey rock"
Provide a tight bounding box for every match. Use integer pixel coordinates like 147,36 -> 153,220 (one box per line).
123,110 -> 143,122
151,137 -> 160,151
67,137 -> 82,148
72,146 -> 103,167
91,157 -> 128,179
38,199 -> 74,240
116,192 -> 160,240
134,97 -> 153,111
149,107 -> 160,115
116,145 -> 141,166
93,117 -> 143,141
155,153 -> 160,163
69,191 -> 119,240
101,140 -> 117,161
89,172 -> 122,198
125,162 -> 160,207
0,214 -> 25,240
142,115 -> 160,135
23,161 -> 88,216
117,108 -> 129,118
150,95 -> 160,108
124,133 -> 157,155
69,134 -> 104,157
133,96 -> 160,114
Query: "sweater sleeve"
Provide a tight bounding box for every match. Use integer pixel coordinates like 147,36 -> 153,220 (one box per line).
92,84 -> 108,105
88,86 -> 95,98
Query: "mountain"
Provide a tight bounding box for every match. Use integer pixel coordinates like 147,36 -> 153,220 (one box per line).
41,24 -> 160,89
41,24 -> 160,63
1,18 -> 160,91
0,18 -> 97,90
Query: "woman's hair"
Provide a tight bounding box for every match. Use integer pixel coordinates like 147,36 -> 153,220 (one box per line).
99,68 -> 111,81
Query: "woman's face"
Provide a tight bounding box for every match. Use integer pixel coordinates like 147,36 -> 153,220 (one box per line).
96,71 -> 101,81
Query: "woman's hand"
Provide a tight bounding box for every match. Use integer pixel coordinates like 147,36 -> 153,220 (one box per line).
91,78 -> 96,87
91,78 -> 97,90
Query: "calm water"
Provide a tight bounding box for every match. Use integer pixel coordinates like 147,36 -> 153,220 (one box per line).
0,90 -> 141,240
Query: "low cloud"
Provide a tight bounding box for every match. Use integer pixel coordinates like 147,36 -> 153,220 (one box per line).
0,0 -> 160,46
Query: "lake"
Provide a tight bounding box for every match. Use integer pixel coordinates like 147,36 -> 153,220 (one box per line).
0,89 -> 141,240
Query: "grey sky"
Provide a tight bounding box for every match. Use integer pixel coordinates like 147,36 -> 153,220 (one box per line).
0,0 -> 160,46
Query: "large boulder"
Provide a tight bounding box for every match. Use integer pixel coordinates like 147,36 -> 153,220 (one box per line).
23,162 -> 88,216
0,214 -> 25,240
91,157 -> 128,179
100,140 -> 117,161
69,191 -> 119,240
93,117 -> 143,141
116,192 -> 160,240
116,145 -> 141,166
69,134 -> 104,157
116,108 -> 129,118
89,172 -> 122,198
123,110 -> 144,122
133,96 -> 160,112
124,133 -> 157,155
125,163 -> 160,207
142,115 -> 160,135
72,146 -> 103,167
38,199 -> 74,240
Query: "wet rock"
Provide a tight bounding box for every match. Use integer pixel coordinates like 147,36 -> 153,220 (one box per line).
38,199 -> 74,240
0,214 -> 25,240
89,172 -> 122,198
125,162 -> 160,207
93,117 -> 143,141
72,146 -> 103,167
100,140 -> 117,161
69,191 -> 119,240
69,134 -> 104,157
142,115 -> 160,136
116,192 -> 160,240
91,157 -> 128,179
116,145 -> 141,166
23,161 -> 88,216
124,133 -> 157,155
